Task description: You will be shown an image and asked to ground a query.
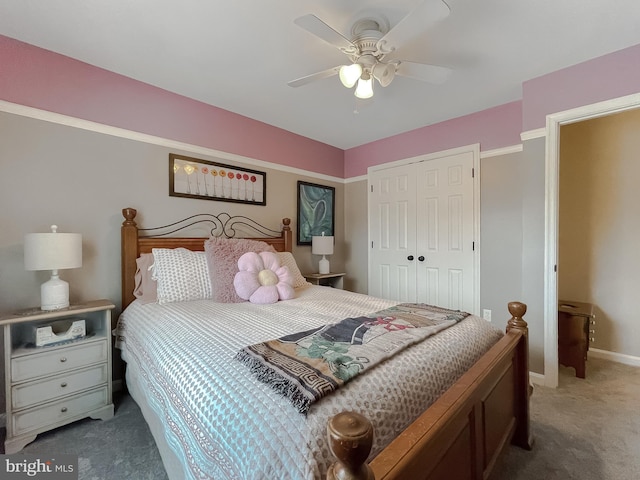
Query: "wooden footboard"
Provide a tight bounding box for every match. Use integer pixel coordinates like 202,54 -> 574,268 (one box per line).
327,302 -> 532,480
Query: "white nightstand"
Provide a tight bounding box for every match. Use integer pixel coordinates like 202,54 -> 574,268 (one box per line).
1,299 -> 115,453
304,272 -> 346,289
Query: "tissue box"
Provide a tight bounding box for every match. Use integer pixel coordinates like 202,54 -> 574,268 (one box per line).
35,319 -> 86,347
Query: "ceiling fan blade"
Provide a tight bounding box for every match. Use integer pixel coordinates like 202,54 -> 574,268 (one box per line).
294,14 -> 357,54
395,61 -> 452,84
376,0 -> 451,54
287,66 -> 341,88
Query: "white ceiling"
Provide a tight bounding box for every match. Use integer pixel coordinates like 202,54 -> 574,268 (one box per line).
1,0 -> 639,149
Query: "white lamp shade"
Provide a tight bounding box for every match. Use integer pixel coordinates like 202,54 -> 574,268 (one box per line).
312,235 -> 334,256
371,62 -> 396,87
339,63 -> 363,88
354,76 -> 374,99
24,227 -> 82,271
24,226 -> 82,310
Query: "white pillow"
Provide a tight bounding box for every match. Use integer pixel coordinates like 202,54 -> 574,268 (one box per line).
277,252 -> 311,288
152,248 -> 212,304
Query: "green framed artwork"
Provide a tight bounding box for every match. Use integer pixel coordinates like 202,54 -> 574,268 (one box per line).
297,181 -> 335,245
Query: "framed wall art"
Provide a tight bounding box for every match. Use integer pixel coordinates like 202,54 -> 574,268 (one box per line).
297,181 -> 335,245
169,153 -> 266,205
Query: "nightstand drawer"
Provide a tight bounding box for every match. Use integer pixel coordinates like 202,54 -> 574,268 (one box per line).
12,364 -> 109,410
11,340 -> 108,382
12,386 -> 109,436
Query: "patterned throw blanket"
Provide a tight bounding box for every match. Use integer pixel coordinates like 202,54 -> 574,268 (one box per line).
236,303 -> 469,414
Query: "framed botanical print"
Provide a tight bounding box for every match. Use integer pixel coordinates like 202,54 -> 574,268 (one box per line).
169,153 -> 266,205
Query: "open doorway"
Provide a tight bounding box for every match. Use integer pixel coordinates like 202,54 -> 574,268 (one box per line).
545,94 -> 640,387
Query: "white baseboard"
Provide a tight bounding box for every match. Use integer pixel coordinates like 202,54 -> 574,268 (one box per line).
589,348 -> 640,367
529,371 -> 546,386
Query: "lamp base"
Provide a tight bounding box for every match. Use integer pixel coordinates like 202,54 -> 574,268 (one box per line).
318,256 -> 330,275
40,274 -> 70,311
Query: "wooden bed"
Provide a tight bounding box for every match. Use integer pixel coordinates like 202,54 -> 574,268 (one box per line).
120,207 -> 532,480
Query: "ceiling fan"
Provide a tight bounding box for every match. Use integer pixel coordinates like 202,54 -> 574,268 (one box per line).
287,0 -> 453,99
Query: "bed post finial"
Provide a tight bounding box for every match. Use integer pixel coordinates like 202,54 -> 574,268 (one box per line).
326,411 -> 375,480
282,218 -> 293,252
507,301 -> 528,335
122,207 -> 137,226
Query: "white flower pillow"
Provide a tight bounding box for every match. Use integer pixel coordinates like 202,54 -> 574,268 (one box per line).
152,248 -> 212,304
234,251 -> 294,304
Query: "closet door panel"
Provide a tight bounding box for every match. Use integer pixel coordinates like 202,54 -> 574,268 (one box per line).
369,165 -> 417,302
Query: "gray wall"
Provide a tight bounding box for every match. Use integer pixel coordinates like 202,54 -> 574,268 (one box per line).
520,137 -> 547,373
344,180 -> 369,294
479,153 -> 524,329
0,111 -> 345,415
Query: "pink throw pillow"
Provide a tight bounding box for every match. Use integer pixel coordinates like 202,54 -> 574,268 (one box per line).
204,237 -> 276,303
234,251 -> 294,304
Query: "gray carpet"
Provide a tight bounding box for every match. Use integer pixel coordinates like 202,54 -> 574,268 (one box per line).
1,392 -> 168,480
494,358 -> 640,480
2,357 -> 638,479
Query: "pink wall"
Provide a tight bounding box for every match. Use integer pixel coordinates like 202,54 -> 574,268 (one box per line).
3,34 -> 639,181
344,101 -> 523,178
523,43 -> 640,131
0,35 -> 344,178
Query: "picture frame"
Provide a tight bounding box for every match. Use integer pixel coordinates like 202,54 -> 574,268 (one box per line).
297,181 -> 335,245
169,153 -> 266,205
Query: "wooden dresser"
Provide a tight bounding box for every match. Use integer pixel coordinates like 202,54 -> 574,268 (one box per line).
558,300 -> 596,378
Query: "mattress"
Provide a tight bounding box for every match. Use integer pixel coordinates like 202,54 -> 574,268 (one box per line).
115,285 -> 503,480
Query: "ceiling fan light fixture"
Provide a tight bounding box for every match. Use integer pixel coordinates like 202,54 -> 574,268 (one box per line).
354,74 -> 374,99
372,62 -> 396,87
339,63 -> 363,88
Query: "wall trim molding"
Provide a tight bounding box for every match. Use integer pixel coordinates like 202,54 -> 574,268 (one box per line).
480,144 -> 522,158
344,174 -> 367,184
0,100 -> 345,184
520,128 -> 546,141
589,348 -> 640,367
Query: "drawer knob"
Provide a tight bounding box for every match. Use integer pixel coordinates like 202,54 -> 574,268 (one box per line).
61,382 -> 68,388
590,337 -> 595,342
589,329 -> 595,334
61,407 -> 68,413
59,357 -> 67,363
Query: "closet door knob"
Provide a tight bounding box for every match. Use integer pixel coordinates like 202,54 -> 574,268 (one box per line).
407,255 -> 414,261
418,256 -> 425,262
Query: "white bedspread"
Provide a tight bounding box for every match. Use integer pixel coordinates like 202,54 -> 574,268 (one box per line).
116,286 -> 503,480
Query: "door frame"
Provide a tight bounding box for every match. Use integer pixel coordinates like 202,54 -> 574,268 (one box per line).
367,143 -> 481,315
544,92 -> 640,388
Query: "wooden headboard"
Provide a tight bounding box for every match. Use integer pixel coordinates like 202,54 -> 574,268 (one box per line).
121,207 -> 293,309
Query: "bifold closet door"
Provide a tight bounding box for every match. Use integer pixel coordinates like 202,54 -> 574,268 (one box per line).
369,150 -> 475,312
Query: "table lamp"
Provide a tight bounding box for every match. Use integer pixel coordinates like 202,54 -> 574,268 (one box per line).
312,233 -> 334,275
24,225 -> 82,310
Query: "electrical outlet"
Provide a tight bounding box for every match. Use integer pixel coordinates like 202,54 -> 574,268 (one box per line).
482,309 -> 492,322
